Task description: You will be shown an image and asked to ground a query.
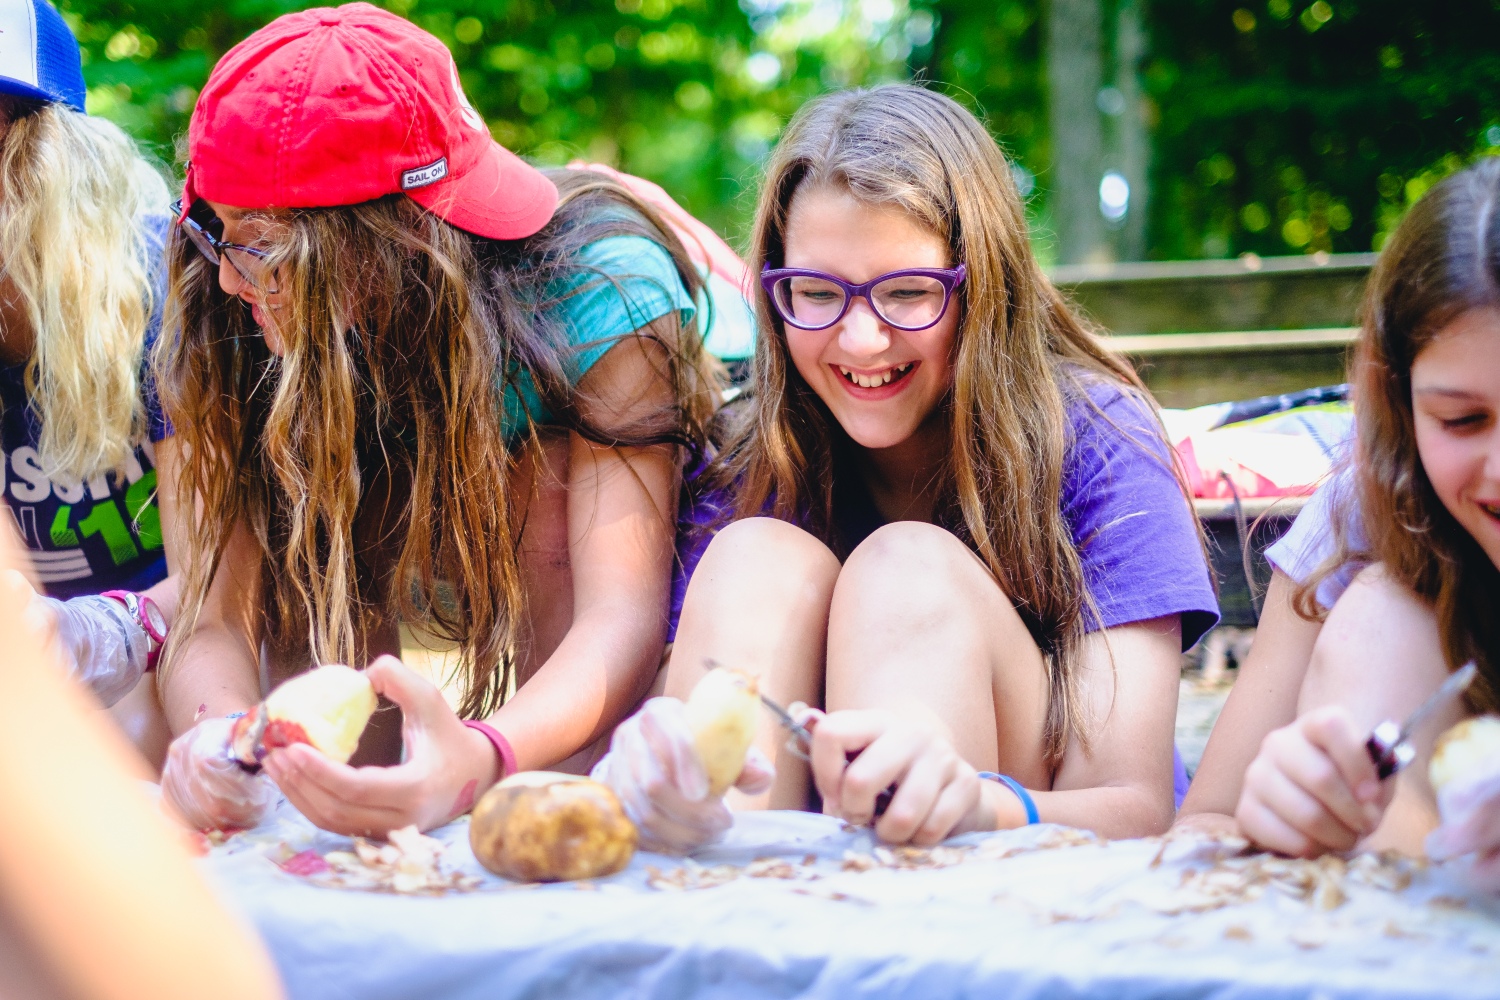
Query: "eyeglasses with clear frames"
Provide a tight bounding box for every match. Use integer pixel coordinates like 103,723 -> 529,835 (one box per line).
172,198 -> 279,294
761,264 -> 966,332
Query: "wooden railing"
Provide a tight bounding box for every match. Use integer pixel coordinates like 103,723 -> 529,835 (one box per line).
1050,252 -> 1374,408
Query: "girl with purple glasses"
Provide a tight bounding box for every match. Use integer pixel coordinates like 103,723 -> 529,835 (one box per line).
591,84 -> 1218,851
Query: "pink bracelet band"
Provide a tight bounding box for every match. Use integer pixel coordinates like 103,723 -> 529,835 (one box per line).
462,720 -> 517,782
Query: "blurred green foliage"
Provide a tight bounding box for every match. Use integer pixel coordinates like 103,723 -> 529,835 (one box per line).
65,0 -> 920,239
62,0 -> 1500,258
1143,0 -> 1500,258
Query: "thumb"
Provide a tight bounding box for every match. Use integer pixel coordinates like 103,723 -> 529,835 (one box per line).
363,655 -> 441,715
734,745 -> 775,796
363,655 -> 451,750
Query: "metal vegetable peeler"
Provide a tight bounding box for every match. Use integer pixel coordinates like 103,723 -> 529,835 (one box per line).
1365,662 -> 1477,780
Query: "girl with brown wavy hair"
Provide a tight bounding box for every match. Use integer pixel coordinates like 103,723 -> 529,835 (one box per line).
593,84 -> 1218,851
1210,158 -> 1500,864
155,5 -> 718,835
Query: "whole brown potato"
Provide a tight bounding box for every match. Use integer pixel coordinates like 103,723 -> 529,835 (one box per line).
469,772 -> 638,882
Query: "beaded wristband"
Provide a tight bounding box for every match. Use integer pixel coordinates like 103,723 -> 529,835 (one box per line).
977,771 -> 1039,825
463,720 -> 517,782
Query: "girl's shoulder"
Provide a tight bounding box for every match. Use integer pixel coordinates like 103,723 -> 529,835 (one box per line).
541,192 -> 696,336
1056,369 -> 1220,644
1264,465 -> 1368,610
1060,369 -> 1167,462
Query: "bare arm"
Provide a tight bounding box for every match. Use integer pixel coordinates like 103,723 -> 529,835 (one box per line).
1177,570 -> 1322,828
138,435 -> 184,624
153,434 -> 263,734
490,324 -> 682,768
1014,614 -> 1185,838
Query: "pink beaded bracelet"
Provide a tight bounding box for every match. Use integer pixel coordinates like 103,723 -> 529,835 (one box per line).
462,720 -> 517,781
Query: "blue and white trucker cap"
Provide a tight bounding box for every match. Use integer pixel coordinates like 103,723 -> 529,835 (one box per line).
0,0 -> 84,112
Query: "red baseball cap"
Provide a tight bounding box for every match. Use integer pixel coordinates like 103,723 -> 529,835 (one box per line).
184,2 -> 557,240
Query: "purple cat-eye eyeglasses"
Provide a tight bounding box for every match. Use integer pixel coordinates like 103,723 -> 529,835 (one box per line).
761,264 -> 966,332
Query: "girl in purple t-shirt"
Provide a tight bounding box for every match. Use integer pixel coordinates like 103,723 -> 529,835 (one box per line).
592,85 -> 1217,852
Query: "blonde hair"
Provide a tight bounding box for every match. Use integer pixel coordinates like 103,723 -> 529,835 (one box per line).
709,85 -> 1163,766
0,99 -> 169,481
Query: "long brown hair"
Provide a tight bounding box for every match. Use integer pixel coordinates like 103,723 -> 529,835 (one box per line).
707,84 -> 1159,766
1300,157 -> 1500,711
159,169 -> 718,718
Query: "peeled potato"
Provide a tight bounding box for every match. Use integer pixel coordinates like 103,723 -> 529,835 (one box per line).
230,664 -> 377,767
684,667 -> 760,795
469,772 -> 637,882
1430,715 -> 1500,793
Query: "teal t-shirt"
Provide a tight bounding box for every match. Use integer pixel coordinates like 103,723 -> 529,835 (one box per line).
501,234 -> 697,440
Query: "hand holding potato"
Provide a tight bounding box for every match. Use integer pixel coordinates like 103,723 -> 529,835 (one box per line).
591,696 -> 773,854
1426,716 -> 1500,892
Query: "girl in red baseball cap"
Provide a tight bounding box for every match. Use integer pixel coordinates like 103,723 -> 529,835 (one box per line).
155,3 -> 719,834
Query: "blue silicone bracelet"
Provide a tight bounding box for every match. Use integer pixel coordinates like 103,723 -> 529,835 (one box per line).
978,771 -> 1039,825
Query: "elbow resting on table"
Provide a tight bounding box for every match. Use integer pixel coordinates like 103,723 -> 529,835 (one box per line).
1059,781 -> 1176,839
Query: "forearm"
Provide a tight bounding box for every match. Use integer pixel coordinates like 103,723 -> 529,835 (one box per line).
160,625 -> 261,734
986,779 -> 1176,839
141,574 -> 181,627
1181,572 -> 1320,818
489,599 -> 666,770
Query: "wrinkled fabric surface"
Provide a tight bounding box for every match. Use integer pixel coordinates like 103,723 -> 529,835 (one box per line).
202,802 -> 1500,1000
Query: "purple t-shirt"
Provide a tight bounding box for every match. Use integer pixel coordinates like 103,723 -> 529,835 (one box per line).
670,379 -> 1219,649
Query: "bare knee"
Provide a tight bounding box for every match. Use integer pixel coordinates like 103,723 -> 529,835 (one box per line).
671,517 -> 840,704
1301,563 -> 1445,719
694,517 -> 841,596
836,522 -> 998,628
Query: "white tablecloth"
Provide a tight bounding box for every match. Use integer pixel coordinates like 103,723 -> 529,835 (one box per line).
203,803 -> 1500,1000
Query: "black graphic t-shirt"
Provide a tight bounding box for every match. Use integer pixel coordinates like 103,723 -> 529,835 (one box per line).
1,217 -> 173,598
1,368 -> 170,597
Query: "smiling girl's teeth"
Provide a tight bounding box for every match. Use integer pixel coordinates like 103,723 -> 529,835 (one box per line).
837,362 -> 912,388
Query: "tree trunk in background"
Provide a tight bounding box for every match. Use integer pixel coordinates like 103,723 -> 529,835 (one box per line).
1114,0 -> 1150,260
1046,0 -> 1107,264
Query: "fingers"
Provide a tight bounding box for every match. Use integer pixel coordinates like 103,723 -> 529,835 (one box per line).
262,744 -> 414,836
363,655 -> 443,720
590,698 -> 733,854
734,745 -> 776,796
1300,708 -> 1384,810
1236,793 -> 1320,858
840,730 -> 918,828
807,710 -> 887,816
914,773 -> 982,846
1271,722 -> 1382,838
808,710 -> 973,844
872,748 -> 945,844
1250,756 -> 1363,854
1429,775 -> 1500,861
161,719 -> 274,830
1236,709 -> 1386,858
636,698 -> 711,801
